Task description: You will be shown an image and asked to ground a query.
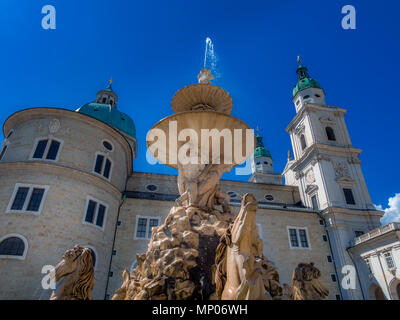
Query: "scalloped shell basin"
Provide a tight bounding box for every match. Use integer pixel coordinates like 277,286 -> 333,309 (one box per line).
147,111 -> 255,169
171,84 -> 233,114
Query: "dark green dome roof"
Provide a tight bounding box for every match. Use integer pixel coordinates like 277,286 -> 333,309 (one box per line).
254,132 -> 272,159
77,103 -> 136,138
254,146 -> 272,158
292,64 -> 322,97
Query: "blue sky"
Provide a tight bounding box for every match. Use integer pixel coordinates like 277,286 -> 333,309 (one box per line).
0,0 -> 399,212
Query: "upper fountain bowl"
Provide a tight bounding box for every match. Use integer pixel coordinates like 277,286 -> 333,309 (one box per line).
171,83 -> 233,115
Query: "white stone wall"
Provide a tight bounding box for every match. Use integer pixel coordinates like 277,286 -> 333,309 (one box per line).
349,226 -> 400,300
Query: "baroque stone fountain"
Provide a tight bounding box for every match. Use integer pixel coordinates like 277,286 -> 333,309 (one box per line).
110,69 -> 329,301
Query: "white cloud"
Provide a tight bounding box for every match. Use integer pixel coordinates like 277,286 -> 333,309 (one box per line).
378,193 -> 400,225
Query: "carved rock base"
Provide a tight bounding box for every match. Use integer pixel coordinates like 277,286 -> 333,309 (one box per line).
115,205 -> 233,300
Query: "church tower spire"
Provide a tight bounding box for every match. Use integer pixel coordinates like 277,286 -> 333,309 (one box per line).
283,59 -> 382,300
249,128 -> 282,185
292,58 -> 326,112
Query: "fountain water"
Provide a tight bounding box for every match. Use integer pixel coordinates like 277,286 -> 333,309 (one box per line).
203,37 -> 219,78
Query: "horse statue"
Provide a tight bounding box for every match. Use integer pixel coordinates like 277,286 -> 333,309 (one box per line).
291,262 -> 329,300
214,193 -> 270,300
50,245 -> 95,300
112,269 -> 131,300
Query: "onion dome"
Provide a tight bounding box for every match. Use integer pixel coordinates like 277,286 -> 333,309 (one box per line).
254,129 -> 272,159
292,59 -> 323,97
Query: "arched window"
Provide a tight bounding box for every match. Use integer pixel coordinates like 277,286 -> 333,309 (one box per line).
300,134 -> 307,150
0,235 -> 27,259
325,127 -> 336,141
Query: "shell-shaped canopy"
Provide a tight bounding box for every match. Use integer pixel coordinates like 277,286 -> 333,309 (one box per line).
147,110 -> 255,169
171,84 -> 233,115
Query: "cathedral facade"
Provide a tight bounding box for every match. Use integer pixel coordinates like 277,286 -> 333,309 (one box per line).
0,63 -> 389,300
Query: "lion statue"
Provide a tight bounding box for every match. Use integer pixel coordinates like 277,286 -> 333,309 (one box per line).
214,193 -> 270,300
50,245 -> 95,300
291,262 -> 329,300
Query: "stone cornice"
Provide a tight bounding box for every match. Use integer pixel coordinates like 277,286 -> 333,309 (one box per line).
0,161 -> 122,199
288,143 -> 362,172
2,107 -> 135,174
286,103 -> 347,133
320,206 -> 384,218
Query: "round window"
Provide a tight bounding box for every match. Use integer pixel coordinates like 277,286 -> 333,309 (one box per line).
146,184 -> 158,192
264,194 -> 274,201
227,191 -> 238,199
103,140 -> 113,151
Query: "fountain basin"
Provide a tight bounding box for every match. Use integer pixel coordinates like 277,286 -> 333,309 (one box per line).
147,110 -> 255,169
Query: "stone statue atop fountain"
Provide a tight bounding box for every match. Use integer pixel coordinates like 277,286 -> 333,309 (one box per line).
198,68 -> 215,84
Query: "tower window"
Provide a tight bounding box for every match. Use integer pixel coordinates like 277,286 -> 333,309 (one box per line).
303,95 -> 310,99
93,153 -> 113,180
134,216 -> 161,239
322,235 -> 328,242
31,139 -> 62,161
343,188 -> 356,205
110,100 -> 114,106
83,197 -> 108,230
325,127 -> 336,141
0,236 -> 27,259
315,94 -> 321,98
384,252 -> 395,269
327,255 -> 333,263
300,134 -> 307,150
331,274 -> 337,282
7,183 -> 49,215
102,97 -> 107,103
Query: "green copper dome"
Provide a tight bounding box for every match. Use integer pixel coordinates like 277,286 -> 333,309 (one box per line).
77,103 -> 136,138
254,132 -> 272,159
292,64 -> 322,97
